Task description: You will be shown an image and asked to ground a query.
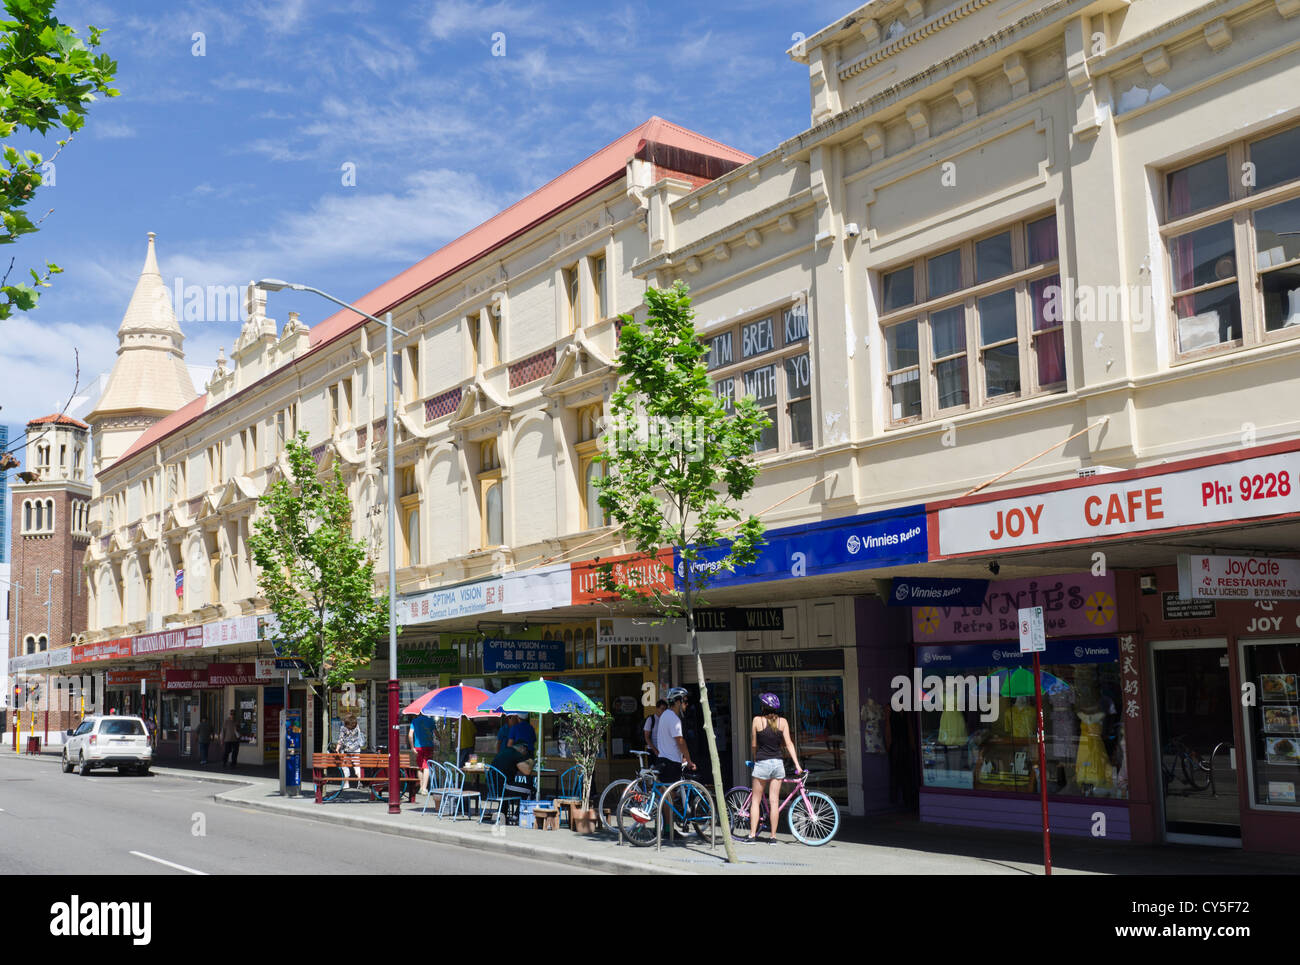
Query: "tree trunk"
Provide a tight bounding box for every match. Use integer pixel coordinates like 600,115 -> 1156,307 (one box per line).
685,577 -> 737,863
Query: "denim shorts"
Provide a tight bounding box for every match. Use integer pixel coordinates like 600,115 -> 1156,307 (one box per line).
753,758 -> 785,781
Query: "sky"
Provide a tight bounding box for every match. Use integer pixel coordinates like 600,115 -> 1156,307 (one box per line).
0,0 -> 853,459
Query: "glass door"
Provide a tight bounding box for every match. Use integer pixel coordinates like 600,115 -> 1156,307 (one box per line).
1152,641 -> 1240,841
180,695 -> 199,758
745,675 -> 847,803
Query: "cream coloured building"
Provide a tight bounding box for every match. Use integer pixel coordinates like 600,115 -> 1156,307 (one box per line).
63,1 -> 1300,848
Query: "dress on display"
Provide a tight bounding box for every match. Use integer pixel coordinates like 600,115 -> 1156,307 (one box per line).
938,693 -> 968,746
1049,689 -> 1077,757
1075,710 -> 1112,788
1010,698 -> 1034,739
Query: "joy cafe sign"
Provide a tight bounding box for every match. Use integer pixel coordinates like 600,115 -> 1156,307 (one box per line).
571,549 -> 674,605
1178,554 -> 1300,601
933,446 -> 1300,557
912,572 -> 1118,642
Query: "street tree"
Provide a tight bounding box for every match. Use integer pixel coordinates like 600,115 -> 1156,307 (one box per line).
595,282 -> 768,863
0,0 -> 119,318
248,434 -> 389,752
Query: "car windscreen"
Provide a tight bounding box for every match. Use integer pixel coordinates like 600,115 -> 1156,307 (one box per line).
100,720 -> 145,735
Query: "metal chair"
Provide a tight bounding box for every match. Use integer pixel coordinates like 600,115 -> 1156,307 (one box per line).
554,765 -> 584,827
439,762 -> 480,820
420,760 -> 447,815
479,764 -> 531,825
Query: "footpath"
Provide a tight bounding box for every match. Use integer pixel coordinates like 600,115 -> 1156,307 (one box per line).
14,749 -> 1300,875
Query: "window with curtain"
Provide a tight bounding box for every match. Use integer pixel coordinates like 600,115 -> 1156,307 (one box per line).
878,212 -> 1063,425
1163,122 -> 1300,357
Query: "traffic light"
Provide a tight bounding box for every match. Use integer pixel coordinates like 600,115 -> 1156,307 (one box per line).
11,684 -> 18,706
28,683 -> 40,704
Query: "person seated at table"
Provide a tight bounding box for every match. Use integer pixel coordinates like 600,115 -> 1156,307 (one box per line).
491,713 -> 535,780
336,715 -> 365,789
458,715 -> 477,767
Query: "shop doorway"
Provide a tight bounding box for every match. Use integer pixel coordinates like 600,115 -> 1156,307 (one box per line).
1151,641 -> 1240,843
683,682 -> 732,791
179,695 -> 199,759
745,675 -> 846,803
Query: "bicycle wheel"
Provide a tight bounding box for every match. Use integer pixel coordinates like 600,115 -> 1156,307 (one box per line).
724,787 -> 764,835
617,785 -> 659,847
670,781 -> 714,839
597,780 -> 632,833
1182,752 -> 1211,790
788,790 -> 839,846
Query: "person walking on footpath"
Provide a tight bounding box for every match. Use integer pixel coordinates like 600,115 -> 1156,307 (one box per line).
220,710 -> 240,768
741,692 -> 802,844
196,716 -> 213,766
643,699 -> 667,756
409,713 -> 437,796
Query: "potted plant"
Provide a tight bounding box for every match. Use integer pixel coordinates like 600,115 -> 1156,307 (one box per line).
559,700 -> 610,833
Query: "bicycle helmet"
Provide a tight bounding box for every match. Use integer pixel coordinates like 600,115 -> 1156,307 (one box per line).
665,687 -> 689,704
759,692 -> 780,711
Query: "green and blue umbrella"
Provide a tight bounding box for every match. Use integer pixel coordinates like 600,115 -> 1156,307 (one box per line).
478,678 -> 598,799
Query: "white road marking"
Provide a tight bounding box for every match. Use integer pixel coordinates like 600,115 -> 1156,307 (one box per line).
128,851 -> 208,875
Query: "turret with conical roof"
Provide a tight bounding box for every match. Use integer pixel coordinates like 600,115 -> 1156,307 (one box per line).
87,233 -> 198,471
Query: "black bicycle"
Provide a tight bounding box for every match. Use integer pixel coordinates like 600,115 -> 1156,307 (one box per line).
1161,734 -> 1211,791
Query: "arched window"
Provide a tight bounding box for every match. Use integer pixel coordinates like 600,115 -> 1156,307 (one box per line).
484,483 -> 502,547
37,635 -> 47,652
23,500 -> 31,532
24,635 -> 35,654
33,500 -> 43,531
45,499 -> 54,531
584,460 -> 606,530
478,439 -> 503,549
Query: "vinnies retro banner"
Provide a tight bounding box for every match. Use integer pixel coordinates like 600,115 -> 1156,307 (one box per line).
911,572 -> 1118,642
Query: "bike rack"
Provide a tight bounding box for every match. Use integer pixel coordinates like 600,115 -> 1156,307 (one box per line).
657,780 -> 715,853
1208,741 -> 1232,798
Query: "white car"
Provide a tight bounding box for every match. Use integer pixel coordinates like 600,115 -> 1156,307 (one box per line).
62,716 -> 152,776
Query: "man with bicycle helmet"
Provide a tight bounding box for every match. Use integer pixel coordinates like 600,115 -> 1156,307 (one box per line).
653,687 -> 696,783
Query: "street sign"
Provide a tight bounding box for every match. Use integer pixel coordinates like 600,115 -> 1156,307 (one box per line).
1018,606 -> 1045,653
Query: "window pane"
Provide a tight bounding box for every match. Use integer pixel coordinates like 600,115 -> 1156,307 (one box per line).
886,320 -> 919,370
975,232 -> 1013,283
927,249 -> 962,299
407,509 -> 419,565
1250,125 -> 1300,193
585,463 -> 605,529
707,332 -> 734,370
882,266 -> 915,312
931,306 -> 965,358
741,317 -> 776,359
1175,284 -> 1242,351
1262,266 -> 1300,332
1027,214 -> 1059,264
788,398 -> 813,446
486,483 -> 502,546
742,364 -> 777,408
1170,220 -> 1236,293
755,412 -> 779,452
977,289 -> 1017,345
935,358 -> 968,409
889,369 -> 921,421
983,343 -> 1020,397
783,305 -> 808,344
1030,275 -> 1063,331
714,377 -> 735,414
1254,196 -> 1300,266
1166,155 -> 1229,220
784,353 -> 811,400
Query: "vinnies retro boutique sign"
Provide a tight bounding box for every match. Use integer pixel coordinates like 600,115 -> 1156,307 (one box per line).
911,572 -> 1118,642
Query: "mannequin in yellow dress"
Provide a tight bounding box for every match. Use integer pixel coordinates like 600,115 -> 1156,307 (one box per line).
1075,708 -> 1112,789
938,690 -> 968,746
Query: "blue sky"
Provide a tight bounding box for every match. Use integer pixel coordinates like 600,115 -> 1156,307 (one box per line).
1,0 -> 852,453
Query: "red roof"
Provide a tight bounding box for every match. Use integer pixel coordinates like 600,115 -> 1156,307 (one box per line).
28,413 -> 89,429
112,118 -> 750,469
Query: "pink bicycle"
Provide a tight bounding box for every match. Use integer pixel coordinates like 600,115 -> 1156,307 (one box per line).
724,762 -> 840,846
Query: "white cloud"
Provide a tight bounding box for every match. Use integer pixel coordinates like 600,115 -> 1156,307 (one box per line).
0,317 -> 119,427
94,120 -> 137,139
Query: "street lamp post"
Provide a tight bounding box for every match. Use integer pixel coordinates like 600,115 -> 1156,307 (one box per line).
43,569 -> 60,744
257,280 -> 408,814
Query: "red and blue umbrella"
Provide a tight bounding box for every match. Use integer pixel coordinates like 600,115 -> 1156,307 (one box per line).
403,684 -> 500,718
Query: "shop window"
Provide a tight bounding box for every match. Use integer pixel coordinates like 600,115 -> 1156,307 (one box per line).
1242,640 -> 1300,810
918,657 -> 1127,801
878,212 -> 1063,426
1163,122 -> 1300,358
709,301 -> 812,453
747,676 -> 846,803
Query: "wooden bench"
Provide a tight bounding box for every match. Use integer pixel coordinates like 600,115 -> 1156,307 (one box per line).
312,753 -> 420,804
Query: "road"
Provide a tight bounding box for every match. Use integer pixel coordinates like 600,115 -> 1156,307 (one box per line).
0,754 -> 599,875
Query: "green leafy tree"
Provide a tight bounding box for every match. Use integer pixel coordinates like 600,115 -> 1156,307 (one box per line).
0,0 -> 118,318
595,282 -> 768,863
248,434 -> 389,752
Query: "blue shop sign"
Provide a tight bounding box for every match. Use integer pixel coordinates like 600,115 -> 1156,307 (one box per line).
675,504 -> 927,589
483,638 -> 565,674
916,637 -> 1119,670
888,577 -> 989,607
